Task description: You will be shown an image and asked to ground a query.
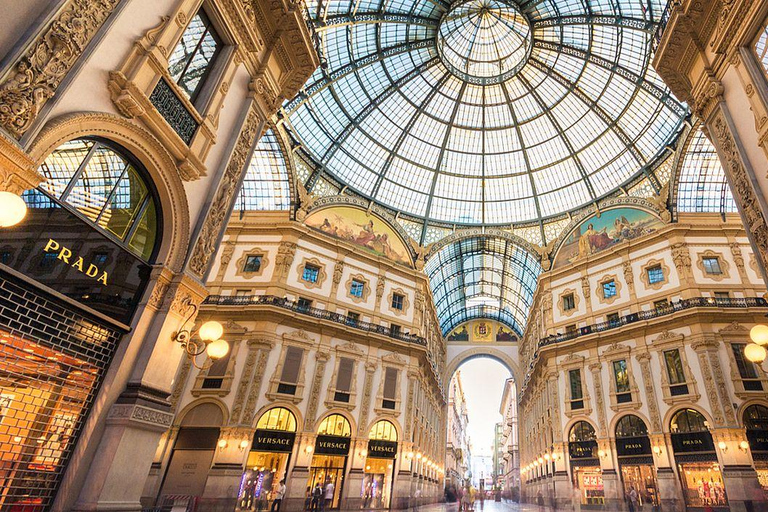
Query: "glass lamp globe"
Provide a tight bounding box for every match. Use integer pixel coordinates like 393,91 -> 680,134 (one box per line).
745,343 -> 767,364
206,338 -> 229,360
0,191 -> 28,227
750,325 -> 768,346
199,320 -> 224,341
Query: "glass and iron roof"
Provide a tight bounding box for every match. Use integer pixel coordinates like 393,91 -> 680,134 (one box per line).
676,128 -> 736,216
285,0 -> 687,226
425,236 -> 542,335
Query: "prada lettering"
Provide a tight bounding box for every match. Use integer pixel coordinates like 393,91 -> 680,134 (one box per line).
44,239 -> 109,285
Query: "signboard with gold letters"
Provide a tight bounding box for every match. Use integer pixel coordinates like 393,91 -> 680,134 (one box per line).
252,429 -> 296,452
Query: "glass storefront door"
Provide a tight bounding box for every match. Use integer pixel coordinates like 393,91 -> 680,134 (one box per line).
308,455 -> 346,509
362,458 -> 394,508
619,463 -> 658,507
237,451 -> 292,512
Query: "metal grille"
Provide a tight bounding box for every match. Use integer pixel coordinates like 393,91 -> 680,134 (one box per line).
149,78 -> 199,144
0,270 -> 123,510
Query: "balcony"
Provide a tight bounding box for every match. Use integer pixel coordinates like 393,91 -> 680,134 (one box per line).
205,294 -> 427,345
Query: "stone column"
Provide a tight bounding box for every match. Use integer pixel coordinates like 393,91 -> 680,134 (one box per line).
203,427 -> 253,509
711,428 -> 767,512
650,433 -> 683,512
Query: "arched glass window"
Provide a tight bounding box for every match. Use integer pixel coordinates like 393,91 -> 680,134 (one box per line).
256,407 -> 297,432
235,129 -> 291,211
615,415 -> 648,438
32,138 -> 159,260
318,414 -> 352,437
369,420 -> 398,441
744,404 -> 768,430
676,128 -> 737,215
670,409 -> 709,433
569,421 -> 596,442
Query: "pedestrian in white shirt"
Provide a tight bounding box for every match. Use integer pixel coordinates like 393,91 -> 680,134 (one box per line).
271,479 -> 287,512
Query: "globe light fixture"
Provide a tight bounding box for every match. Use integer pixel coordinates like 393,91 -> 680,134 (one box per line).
751,325 -> 768,346
206,338 -> 230,360
739,441 -> 750,453
0,191 -> 28,228
199,320 -> 225,342
745,343 -> 767,364
171,309 -> 229,369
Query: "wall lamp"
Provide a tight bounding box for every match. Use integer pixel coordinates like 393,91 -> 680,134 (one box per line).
0,191 -> 27,228
598,450 -> 607,459
239,439 -> 250,452
717,441 -> 728,453
739,441 -> 750,453
172,303 -> 229,369
217,439 -> 228,451
652,446 -> 662,456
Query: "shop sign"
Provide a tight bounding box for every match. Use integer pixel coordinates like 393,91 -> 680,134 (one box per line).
616,436 -> 651,457
2,204 -> 150,324
747,429 -> 768,452
252,429 -> 296,452
368,439 -> 398,459
569,440 -> 597,459
671,432 -> 715,453
315,435 -> 351,455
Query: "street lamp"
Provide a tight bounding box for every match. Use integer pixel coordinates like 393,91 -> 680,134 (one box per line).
744,324 -> 768,364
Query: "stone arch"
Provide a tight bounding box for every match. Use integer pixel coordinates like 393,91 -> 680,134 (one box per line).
662,405 -> 716,434
563,417 -> 598,442
609,411 -> 652,438
426,229 -> 541,261
314,409 -> 357,435
252,402 -> 304,431
366,417 -> 403,442
27,112 -> 191,272
736,399 -> 768,428
444,347 -> 520,387
174,398 -> 229,427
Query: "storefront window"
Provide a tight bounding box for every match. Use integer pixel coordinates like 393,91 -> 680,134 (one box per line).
309,414 -> 352,509
615,415 -> 658,508
35,138 -> 160,261
362,420 -> 398,509
669,409 -> 726,509
0,327 -> 111,510
569,421 -> 602,505
238,408 -> 297,512
744,404 -> 768,497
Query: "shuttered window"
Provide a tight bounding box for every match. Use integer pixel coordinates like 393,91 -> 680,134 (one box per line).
382,367 -> 398,409
278,347 -> 303,395
336,358 -> 354,392
202,351 -> 230,389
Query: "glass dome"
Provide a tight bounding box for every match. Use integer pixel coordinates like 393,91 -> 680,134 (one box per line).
286,0 -> 687,226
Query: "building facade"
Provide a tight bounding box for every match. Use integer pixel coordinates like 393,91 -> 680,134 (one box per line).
145,210 -> 446,510
446,371 -> 471,489
519,213 -> 768,512
498,378 -> 519,497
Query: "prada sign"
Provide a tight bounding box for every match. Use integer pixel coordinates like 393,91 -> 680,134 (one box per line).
747,429 -> 768,452
368,439 -> 398,459
616,436 -> 651,457
315,435 -> 351,456
252,429 -> 296,452
671,432 -> 715,454
569,440 -> 597,459
2,203 -> 150,324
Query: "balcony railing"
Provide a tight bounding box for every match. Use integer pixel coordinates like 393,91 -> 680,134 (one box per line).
540,296 -> 768,347
652,0 -> 677,52
204,294 -> 427,346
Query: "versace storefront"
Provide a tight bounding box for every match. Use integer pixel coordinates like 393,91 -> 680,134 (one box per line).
362,420 -> 399,509
0,139 -> 158,508
308,414 -> 352,509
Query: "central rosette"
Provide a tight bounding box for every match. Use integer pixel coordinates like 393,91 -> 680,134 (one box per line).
437,0 -> 532,84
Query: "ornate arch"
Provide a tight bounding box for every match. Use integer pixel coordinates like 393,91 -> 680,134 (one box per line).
314,410 -> 357,435
366,417 -> 403,442
252,402 -> 304,431
445,348 -> 519,387
174,398 -> 229,427
27,112 -> 191,272
426,228 -> 540,261
662,405 -> 716,434
608,411 -> 652,437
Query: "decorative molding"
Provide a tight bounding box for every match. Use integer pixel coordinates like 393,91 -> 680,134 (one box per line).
357,362 -> 377,435
695,250 -> 731,281
344,273 -> 370,304
556,288 -> 579,318
595,274 -> 622,305
274,241 -> 297,279
295,256 -> 327,290
304,353 -> 328,430
242,348 -> 270,426
588,362 -> 608,436
188,105 -> 265,278
386,287 -> 410,317
639,259 -> 670,291
693,343 -> 726,427
0,133 -> 41,194
234,248 -> 270,279
0,0 -> 121,138
635,353 -> 662,432
108,403 -> 174,431
230,343 -> 260,425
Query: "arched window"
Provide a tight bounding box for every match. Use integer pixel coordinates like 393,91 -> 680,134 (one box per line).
256,407 -> 297,432
318,414 -> 352,437
32,138 -> 159,260
369,420 -> 398,441
676,128 -> 737,215
670,409 -> 708,433
744,404 -> 768,430
235,129 -> 291,211
615,415 -> 648,438
569,421 -> 596,442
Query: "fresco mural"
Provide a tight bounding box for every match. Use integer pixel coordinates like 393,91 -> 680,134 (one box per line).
445,320 -> 518,343
305,206 -> 411,265
553,207 -> 664,268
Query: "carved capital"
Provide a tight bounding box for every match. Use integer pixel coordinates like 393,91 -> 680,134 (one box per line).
0,133 -> 42,194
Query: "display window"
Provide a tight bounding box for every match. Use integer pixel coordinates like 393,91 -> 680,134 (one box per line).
754,461 -> 768,498
573,466 -> 605,505
237,452 -> 291,512
237,408 -> 297,512
0,324 -> 116,510
677,462 -> 727,508
309,455 -> 346,508
307,414 -> 352,509
362,458 -> 395,508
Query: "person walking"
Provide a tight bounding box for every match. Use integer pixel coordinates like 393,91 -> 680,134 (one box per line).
271,480 -> 286,512
311,483 -> 323,512
323,478 -> 335,511
537,490 -> 545,512
627,486 -> 639,512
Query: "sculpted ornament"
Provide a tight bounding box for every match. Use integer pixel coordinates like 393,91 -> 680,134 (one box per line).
0,0 -> 121,138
